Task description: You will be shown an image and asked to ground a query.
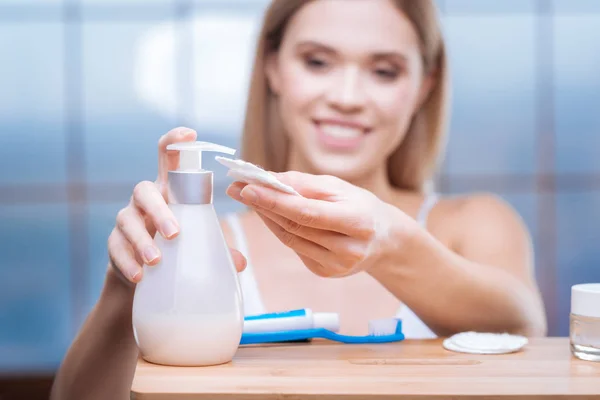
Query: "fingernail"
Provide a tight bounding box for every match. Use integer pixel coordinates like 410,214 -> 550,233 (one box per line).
240,187 -> 257,203
162,220 -> 179,238
180,129 -> 195,137
227,185 -> 242,199
131,270 -> 142,282
144,245 -> 160,264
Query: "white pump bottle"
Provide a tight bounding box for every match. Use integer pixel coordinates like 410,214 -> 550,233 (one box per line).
132,141 -> 244,366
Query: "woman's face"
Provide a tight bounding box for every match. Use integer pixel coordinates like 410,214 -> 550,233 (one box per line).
267,0 -> 431,181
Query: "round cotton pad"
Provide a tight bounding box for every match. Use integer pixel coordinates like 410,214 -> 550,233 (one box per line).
442,331 -> 528,355
215,156 -> 300,196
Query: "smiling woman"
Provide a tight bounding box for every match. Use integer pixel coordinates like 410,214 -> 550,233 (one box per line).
223,0 -> 544,338
51,1 -> 547,399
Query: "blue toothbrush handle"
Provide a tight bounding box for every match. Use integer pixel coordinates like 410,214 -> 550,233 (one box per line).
240,329 -> 322,345
325,331 -> 405,343
240,328 -> 404,345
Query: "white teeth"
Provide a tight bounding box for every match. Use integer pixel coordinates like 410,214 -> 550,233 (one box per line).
319,124 -> 363,139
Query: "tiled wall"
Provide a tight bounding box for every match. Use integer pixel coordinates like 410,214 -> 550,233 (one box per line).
0,0 -> 599,372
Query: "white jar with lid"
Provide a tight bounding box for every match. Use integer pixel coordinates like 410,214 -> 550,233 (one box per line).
570,283 -> 600,362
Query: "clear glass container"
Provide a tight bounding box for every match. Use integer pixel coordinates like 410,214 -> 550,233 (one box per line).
570,283 -> 600,362
570,313 -> 600,362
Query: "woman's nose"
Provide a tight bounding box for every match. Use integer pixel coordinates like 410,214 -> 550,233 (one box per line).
326,65 -> 366,113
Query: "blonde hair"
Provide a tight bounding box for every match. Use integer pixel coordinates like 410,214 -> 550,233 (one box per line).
240,0 -> 450,192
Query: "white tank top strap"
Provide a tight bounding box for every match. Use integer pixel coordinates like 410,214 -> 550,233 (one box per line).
224,213 -> 251,261
416,192 -> 439,228
395,304 -> 438,339
223,213 -> 266,317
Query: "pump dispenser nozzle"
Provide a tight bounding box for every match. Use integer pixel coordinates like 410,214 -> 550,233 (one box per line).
168,141 -> 236,171
165,141 -> 236,205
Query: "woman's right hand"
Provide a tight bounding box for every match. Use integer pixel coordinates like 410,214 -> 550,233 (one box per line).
107,127 -> 247,285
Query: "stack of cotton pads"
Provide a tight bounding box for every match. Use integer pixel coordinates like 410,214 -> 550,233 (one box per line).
215,156 -> 301,196
443,332 -> 528,354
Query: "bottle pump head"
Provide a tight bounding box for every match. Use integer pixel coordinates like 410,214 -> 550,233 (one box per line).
165,141 -> 236,205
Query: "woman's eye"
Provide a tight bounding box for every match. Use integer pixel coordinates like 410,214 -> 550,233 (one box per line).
374,68 -> 399,80
304,56 -> 328,69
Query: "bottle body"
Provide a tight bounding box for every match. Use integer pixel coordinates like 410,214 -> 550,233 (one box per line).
132,203 -> 244,366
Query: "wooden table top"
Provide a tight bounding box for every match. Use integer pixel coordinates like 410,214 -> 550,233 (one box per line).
131,337 -> 600,399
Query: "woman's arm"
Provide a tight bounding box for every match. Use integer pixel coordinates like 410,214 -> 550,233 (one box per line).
369,194 -> 547,337
52,127 -> 247,399
50,128 -> 196,399
227,172 -> 547,337
50,267 -> 138,400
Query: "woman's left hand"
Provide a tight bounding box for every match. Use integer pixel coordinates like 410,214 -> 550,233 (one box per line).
226,171 -> 419,278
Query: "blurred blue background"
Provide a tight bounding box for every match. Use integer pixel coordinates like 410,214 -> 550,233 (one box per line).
0,0 -> 599,384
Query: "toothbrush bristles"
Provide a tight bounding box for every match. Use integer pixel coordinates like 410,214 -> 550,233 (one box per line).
368,318 -> 401,336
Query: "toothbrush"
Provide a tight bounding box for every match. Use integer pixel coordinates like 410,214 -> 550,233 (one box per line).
240,318 -> 404,345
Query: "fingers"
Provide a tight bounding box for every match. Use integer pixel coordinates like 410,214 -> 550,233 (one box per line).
111,180 -> 179,284
238,184 -> 374,239
297,254 -> 333,278
257,208 -> 369,270
111,206 -> 245,285
226,181 -> 247,200
273,171 -> 346,200
229,248 -> 247,272
254,210 -> 347,277
108,228 -> 143,283
132,181 -> 180,239
157,127 -> 197,185
115,205 -> 161,267
254,207 -> 338,247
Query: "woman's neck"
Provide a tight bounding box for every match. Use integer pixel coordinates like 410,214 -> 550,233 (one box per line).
286,147 -> 396,204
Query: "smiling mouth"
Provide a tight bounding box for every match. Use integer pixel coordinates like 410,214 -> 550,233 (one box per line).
313,120 -> 371,150
319,123 -> 365,139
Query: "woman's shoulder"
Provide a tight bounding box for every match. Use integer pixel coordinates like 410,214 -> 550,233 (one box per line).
389,189 -> 516,227
431,192 -> 532,254
434,192 -> 524,227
